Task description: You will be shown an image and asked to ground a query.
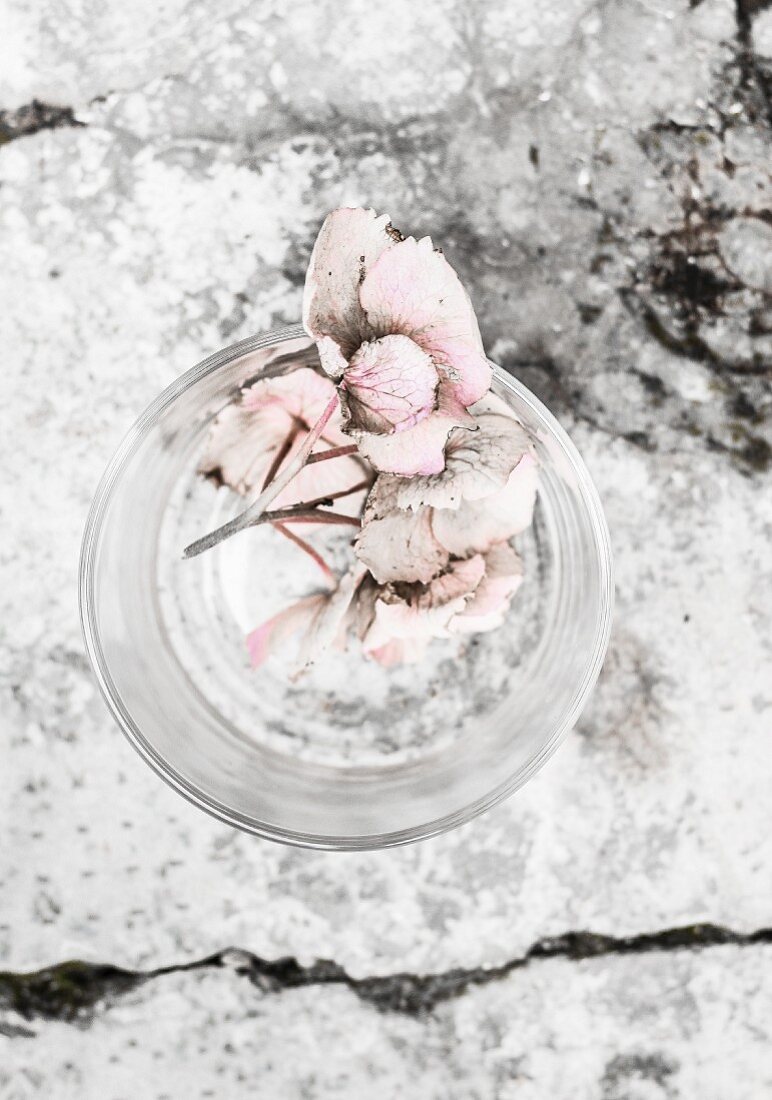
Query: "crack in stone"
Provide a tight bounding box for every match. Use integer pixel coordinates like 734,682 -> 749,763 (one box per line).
734,0 -> 772,127
620,289 -> 772,379
0,100 -> 85,146
2,923 -> 770,1030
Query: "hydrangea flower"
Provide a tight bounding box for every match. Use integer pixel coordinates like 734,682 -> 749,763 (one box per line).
302,207 -> 492,476
190,207 -> 539,672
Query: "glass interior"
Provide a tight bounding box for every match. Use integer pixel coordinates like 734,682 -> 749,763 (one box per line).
80,326 -> 613,848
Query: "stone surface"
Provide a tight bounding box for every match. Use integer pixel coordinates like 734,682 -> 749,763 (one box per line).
1,944 -> 771,1098
1,0 -> 771,1094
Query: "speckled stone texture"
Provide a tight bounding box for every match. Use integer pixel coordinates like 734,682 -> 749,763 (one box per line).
1,0 -> 771,1096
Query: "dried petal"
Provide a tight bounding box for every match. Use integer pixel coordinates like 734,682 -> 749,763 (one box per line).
301,209 -> 494,480
432,453 -> 539,557
302,207 -> 397,356
450,543 -> 524,634
416,554 -> 486,609
343,335 -> 438,434
198,367 -> 366,516
360,234 -> 492,406
361,555 -> 485,660
246,594 -> 327,668
354,478 -> 447,584
293,566 -> 366,672
354,383 -> 474,476
375,408 -> 534,512
246,567 -> 365,672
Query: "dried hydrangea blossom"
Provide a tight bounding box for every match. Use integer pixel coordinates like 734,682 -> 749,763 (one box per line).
302,207 -> 492,476
188,206 -> 539,672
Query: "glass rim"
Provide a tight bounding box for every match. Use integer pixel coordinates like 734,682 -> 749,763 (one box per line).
79,324 -> 614,850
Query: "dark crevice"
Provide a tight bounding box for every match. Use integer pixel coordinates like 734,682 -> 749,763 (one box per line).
619,289 -> 772,378
736,1 -> 772,35
706,428 -> 772,472
0,100 -> 85,146
734,1 -> 772,126
2,923 -> 771,1029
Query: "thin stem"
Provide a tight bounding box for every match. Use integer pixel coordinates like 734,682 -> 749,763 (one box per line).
261,425 -> 299,490
262,508 -> 360,527
292,479 -> 370,511
306,444 -> 358,465
273,524 -> 334,582
183,394 -> 340,559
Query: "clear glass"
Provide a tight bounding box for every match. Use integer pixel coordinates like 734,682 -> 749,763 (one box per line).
79,326 -> 613,849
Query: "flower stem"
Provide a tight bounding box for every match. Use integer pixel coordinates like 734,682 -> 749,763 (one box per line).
262,508 -> 360,527
294,479 -> 370,510
183,394 -> 340,559
306,444 -> 358,465
261,425 -> 299,490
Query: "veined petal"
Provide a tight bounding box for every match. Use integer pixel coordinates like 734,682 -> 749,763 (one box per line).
375,409 -> 534,512
432,452 -> 539,557
360,555 -> 486,659
450,543 -> 524,634
354,478 -> 447,584
360,234 -> 492,406
199,367 -> 348,495
353,383 -> 474,476
343,335 -> 438,434
246,594 -> 328,668
303,207 -> 398,355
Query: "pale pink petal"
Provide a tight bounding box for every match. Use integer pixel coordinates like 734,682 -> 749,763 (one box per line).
198,400 -> 285,495
432,453 -> 539,557
315,335 -> 348,380
362,599 -> 443,654
199,368 -> 349,495
199,366 -> 368,516
368,637 -> 431,667
359,234 -> 492,406
292,566 -> 366,672
360,556 -> 485,660
302,207 -> 397,354
354,383 -> 474,476
417,554 -> 486,610
246,568 -> 365,672
451,544 -> 524,634
343,335 -> 438,434
240,367 -> 344,436
354,478 -> 447,584
378,410 -> 534,512
272,448 -> 367,517
246,594 -> 327,668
